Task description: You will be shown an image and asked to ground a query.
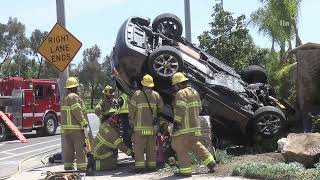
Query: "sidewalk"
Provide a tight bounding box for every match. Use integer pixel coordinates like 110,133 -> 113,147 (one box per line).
9,153 -> 247,180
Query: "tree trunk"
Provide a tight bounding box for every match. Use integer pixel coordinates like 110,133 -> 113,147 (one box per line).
37,57 -> 43,79
90,83 -> 94,109
271,36 -> 275,52
280,41 -> 286,61
293,22 -> 302,47
288,39 -> 292,51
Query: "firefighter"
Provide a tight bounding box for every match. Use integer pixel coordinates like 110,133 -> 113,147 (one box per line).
129,74 -> 164,172
95,85 -> 118,125
92,114 -> 133,171
61,77 -> 90,173
118,93 -> 133,149
171,72 -> 216,177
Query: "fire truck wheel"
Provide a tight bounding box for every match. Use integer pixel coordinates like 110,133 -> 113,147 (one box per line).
37,114 -> 57,136
0,121 -> 8,142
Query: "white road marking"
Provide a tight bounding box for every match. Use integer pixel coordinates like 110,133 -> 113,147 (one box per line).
0,161 -> 17,165
1,138 -> 60,153
0,152 -> 15,155
0,140 -> 20,145
0,144 -> 60,161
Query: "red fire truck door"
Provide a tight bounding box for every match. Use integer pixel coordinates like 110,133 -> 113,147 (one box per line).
23,89 -> 34,128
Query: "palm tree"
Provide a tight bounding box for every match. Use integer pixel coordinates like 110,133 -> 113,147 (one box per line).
257,0 -> 303,47
250,5 -> 289,57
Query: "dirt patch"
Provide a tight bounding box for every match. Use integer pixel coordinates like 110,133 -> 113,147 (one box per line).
214,152 -> 285,176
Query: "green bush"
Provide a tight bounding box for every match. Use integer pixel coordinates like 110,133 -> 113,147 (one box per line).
215,149 -> 235,164
232,162 -> 320,180
311,114 -> 320,132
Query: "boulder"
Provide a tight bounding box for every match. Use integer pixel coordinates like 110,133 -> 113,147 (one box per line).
277,138 -> 287,152
282,133 -> 320,167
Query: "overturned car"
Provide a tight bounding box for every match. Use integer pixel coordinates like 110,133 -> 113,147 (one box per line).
110,13 -> 294,144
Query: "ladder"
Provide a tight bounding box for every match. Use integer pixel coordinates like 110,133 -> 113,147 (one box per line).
0,111 -> 28,143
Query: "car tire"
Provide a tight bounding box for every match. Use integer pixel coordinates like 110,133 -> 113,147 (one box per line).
253,106 -> 286,138
148,46 -> 183,80
37,114 -> 57,136
241,65 -> 268,84
0,121 -> 8,142
152,13 -> 183,39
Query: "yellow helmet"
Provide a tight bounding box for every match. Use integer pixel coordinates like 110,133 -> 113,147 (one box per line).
172,72 -> 189,85
65,77 -> 79,89
102,85 -> 114,95
141,74 -> 154,88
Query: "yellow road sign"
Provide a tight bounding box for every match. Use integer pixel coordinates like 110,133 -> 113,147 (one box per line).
37,23 -> 82,72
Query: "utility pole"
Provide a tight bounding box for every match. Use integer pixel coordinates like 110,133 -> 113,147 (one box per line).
56,0 -> 69,97
56,0 -> 68,163
184,0 -> 192,42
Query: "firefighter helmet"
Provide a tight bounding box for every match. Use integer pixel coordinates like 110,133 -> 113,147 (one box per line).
141,74 -> 154,87
65,77 -> 79,89
172,72 -> 189,85
102,85 -> 114,95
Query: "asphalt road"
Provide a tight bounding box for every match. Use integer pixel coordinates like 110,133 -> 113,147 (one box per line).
0,113 -> 99,179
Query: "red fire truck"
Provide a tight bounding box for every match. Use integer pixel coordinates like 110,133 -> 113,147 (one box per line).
0,77 -> 61,142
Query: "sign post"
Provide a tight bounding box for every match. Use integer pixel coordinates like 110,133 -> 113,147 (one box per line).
37,0 -> 82,165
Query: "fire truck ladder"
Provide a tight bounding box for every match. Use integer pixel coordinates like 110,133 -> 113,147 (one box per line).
0,111 -> 28,143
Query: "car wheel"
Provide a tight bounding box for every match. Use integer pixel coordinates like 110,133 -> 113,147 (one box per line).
253,106 -> 286,138
37,114 -> 57,136
152,13 -> 183,39
0,121 -> 8,142
241,65 -> 268,84
148,46 -> 183,79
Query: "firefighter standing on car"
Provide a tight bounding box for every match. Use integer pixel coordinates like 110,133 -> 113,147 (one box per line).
95,85 -> 118,125
61,77 -> 90,173
129,74 -> 164,172
171,72 -> 216,177
118,93 -> 133,148
92,112 -> 134,171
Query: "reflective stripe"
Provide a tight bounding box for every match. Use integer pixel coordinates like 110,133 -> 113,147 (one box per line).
126,149 -> 132,155
80,119 -> 88,127
134,127 -> 154,135
95,152 -> 113,159
141,129 -> 153,135
77,163 -> 87,170
96,160 -> 101,171
203,155 -> 214,166
130,100 -> 137,106
135,161 -> 145,167
71,103 -> 81,110
147,161 -> 156,167
173,127 -> 201,136
180,167 -> 192,174
61,125 -> 82,130
114,138 -> 122,146
64,163 -> 74,168
61,106 -> 71,110
96,133 -> 116,148
174,115 -> 182,122
93,142 -> 103,157
176,101 -> 187,107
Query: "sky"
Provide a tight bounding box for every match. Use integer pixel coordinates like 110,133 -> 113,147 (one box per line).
1,0 -> 320,65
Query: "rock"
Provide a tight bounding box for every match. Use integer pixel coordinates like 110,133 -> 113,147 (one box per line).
277,138 -> 287,152
282,133 -> 320,167
199,116 -> 212,151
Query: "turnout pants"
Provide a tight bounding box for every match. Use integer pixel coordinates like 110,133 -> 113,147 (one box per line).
95,153 -> 117,171
133,134 -> 156,169
120,113 -> 132,149
62,130 -> 87,171
172,133 -> 215,175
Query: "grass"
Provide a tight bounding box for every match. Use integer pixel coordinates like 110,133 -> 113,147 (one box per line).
232,162 -> 320,180
189,149 -> 235,165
